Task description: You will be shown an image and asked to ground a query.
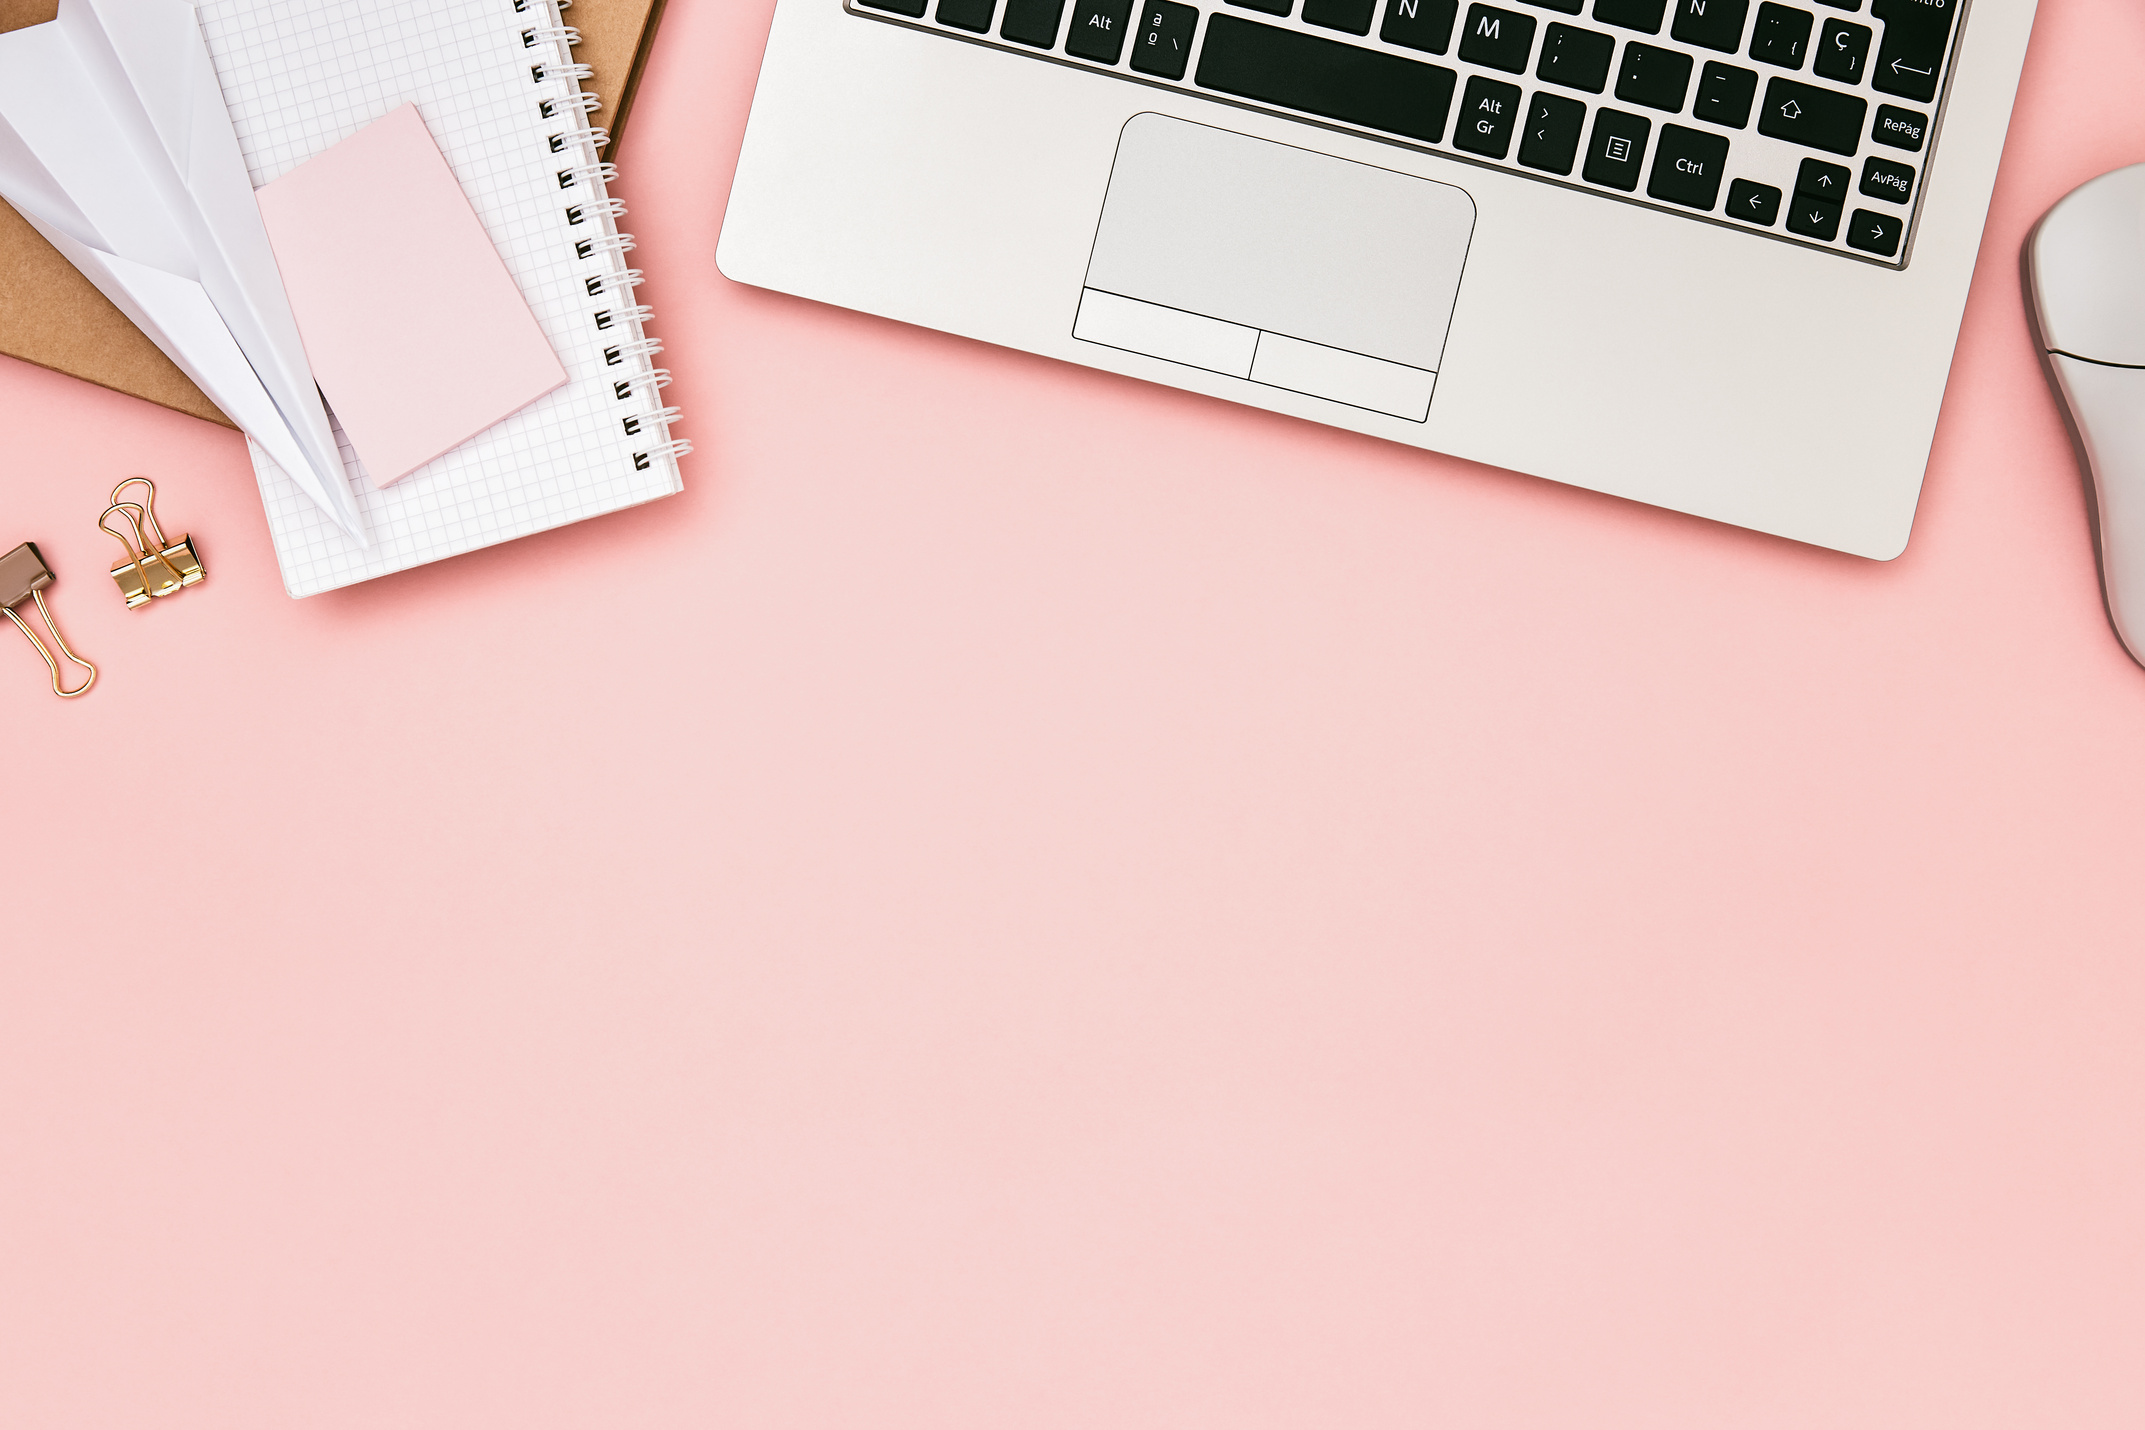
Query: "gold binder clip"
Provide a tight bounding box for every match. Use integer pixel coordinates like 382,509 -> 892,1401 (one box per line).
100,502 -> 181,607
100,479 -> 203,609
0,542 -> 97,699
110,479 -> 205,590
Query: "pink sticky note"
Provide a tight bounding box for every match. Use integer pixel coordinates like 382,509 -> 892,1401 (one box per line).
255,104 -> 567,487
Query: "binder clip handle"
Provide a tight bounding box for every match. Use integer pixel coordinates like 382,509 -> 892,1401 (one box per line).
0,543 -> 96,699
105,478 -> 204,597
110,477 -> 170,551
100,500 -> 185,605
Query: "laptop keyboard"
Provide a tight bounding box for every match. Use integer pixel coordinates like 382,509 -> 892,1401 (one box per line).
849,0 -> 1965,265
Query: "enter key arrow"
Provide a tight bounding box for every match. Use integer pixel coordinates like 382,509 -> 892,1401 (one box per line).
1870,0 -> 1955,100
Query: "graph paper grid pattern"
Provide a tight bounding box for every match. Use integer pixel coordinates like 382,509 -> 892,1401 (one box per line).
194,0 -> 683,598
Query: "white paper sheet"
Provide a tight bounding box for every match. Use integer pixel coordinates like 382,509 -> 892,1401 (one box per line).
0,0 -> 362,539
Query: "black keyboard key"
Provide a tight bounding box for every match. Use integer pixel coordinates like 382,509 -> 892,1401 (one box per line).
1748,2 -> 1810,66
1518,90 -> 1587,170
1536,22 -> 1613,91
1870,0 -> 1953,101
1195,14 -> 1458,141
1756,75 -> 1865,153
1846,207 -> 1902,255
1226,0 -> 1291,11
1859,154 -> 1913,201
936,0 -> 997,28
1454,74 -> 1524,156
1726,177 -> 1780,223
1645,122 -> 1728,207
1813,17 -> 1869,82
1692,60 -> 1755,125
1796,158 -> 1849,206
1524,0 -> 1582,10
1068,0 -> 1136,59
1616,41 -> 1692,110
1592,0 -> 1665,33
1582,106 -> 1650,188
1458,4 -> 1537,70
862,0 -> 928,14
1817,0 -> 1860,7
1669,0 -> 1746,51
1002,0 -> 1068,44
1871,103 -> 1926,150
1786,191 -> 1841,239
1305,0 -> 1376,31
1131,0 -> 1200,75
1382,0 -> 1459,52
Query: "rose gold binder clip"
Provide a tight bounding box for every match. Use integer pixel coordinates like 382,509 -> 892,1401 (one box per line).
99,478 -> 205,609
0,542 -> 97,699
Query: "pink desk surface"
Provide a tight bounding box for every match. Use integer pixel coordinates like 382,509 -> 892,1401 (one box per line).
4,2 -> 2144,1426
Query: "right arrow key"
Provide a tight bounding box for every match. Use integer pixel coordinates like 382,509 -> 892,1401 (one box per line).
1870,0 -> 1957,104
1847,208 -> 1905,257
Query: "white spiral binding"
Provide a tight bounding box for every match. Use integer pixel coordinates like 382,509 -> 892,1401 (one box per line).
583,267 -> 642,297
596,303 -> 656,332
603,337 -> 664,367
557,160 -> 619,189
573,232 -> 635,260
548,124 -> 609,153
541,91 -> 602,119
525,0 -> 684,477
567,196 -> 628,225
612,368 -> 671,401
636,439 -> 693,469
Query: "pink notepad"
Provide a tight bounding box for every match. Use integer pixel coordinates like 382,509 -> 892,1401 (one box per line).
255,104 -> 567,488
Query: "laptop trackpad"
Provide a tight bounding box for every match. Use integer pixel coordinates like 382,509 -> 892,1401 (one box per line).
1075,113 -> 1475,423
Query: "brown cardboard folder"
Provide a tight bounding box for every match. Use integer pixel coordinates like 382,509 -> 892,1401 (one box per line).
0,0 -> 668,427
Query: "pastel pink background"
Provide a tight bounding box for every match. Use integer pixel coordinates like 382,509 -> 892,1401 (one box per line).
4,1 -> 2143,1425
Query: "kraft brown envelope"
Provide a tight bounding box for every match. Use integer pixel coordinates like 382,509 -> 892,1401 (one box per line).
0,0 -> 668,428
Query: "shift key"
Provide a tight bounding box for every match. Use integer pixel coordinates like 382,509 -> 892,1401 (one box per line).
1755,76 -> 1866,156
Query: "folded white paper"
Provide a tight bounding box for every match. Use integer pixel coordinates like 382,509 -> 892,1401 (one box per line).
0,0 -> 362,540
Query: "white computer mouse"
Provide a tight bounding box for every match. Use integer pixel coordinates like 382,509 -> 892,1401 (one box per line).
2027,162 -> 2145,666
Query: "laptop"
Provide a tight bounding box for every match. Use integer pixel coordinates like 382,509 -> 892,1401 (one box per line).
718,0 -> 2037,559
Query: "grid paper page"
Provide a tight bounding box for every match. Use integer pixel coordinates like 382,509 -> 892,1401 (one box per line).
194,0 -> 683,598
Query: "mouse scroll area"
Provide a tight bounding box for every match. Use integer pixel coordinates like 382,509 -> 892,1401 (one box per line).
2047,353 -> 2145,667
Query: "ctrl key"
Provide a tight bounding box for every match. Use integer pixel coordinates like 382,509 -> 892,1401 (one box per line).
1846,207 -> 1903,256
1726,177 -> 1780,226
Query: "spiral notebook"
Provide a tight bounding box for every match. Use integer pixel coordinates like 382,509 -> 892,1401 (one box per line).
194,0 -> 685,598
